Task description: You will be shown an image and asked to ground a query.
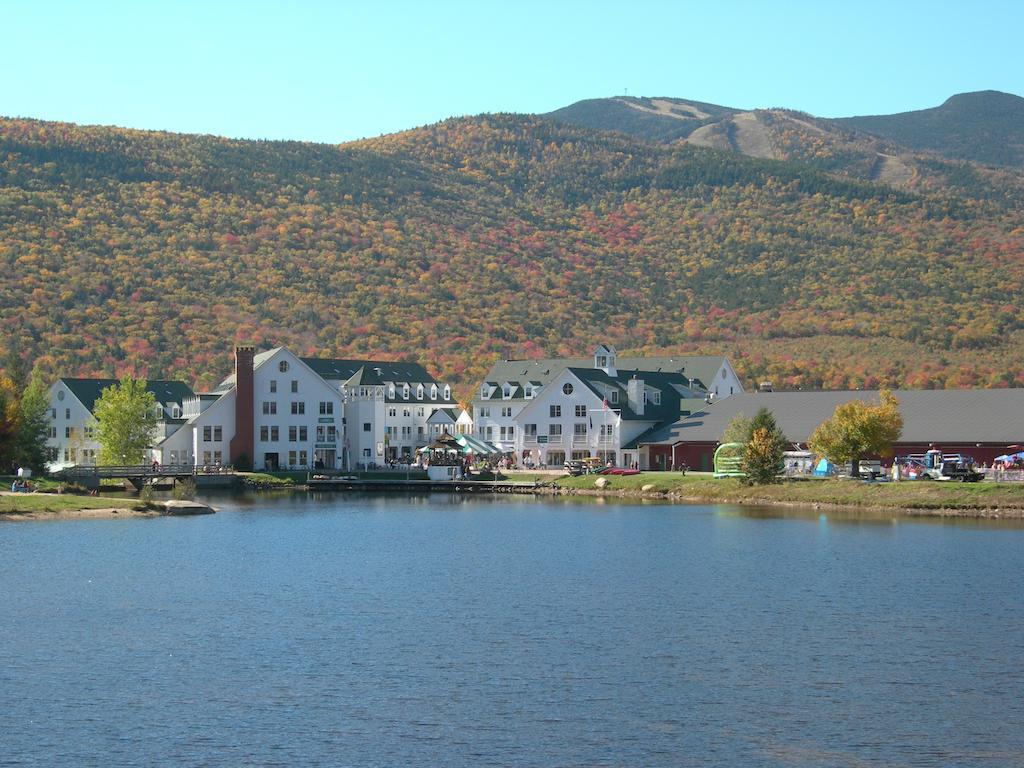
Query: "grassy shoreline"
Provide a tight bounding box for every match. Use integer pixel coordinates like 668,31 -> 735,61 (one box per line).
547,472 -> 1024,517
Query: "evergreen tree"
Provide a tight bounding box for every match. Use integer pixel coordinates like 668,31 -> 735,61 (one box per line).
741,407 -> 788,485
12,371 -> 50,472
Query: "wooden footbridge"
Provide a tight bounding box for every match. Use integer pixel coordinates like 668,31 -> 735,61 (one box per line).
58,464 -> 236,490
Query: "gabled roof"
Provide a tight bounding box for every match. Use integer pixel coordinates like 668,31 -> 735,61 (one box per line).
303,357 -> 440,384
427,408 -> 459,424
476,354 -> 720,402
59,378 -> 195,414
569,367 -> 702,423
630,389 -> 1024,447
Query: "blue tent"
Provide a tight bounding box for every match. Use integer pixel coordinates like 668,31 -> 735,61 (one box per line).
812,458 -> 835,477
994,450 -> 1024,463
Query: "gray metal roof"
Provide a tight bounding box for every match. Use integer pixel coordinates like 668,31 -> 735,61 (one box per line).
633,389 -> 1024,446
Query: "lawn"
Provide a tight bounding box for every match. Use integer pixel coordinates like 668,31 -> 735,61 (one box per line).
553,472 -> 1024,511
0,493 -> 147,515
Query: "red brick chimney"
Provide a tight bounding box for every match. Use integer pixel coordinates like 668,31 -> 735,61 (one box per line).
229,346 -> 255,468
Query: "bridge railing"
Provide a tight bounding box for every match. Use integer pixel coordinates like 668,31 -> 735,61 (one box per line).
60,464 -> 234,478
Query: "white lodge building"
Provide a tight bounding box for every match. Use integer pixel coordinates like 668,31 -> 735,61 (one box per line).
172,347 -> 457,471
48,346 -> 456,473
472,345 -> 741,468
45,378 -> 196,471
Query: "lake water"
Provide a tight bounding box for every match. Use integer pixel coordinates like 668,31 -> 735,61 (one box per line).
1,493 -> 1023,767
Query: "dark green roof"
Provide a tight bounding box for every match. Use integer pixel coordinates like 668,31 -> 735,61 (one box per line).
301,357 -> 440,384
60,378 -> 194,413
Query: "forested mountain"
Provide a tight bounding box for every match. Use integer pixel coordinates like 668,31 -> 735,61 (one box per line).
546,91 -> 1024,185
837,91 -> 1024,169
1,112 -> 1023,396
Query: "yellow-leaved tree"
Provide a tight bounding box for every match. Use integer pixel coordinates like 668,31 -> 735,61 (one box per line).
808,390 -> 903,478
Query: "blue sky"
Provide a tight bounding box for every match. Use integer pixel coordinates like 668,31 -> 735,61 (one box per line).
6,0 -> 1022,144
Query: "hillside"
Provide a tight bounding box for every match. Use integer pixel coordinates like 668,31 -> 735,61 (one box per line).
1,114 -> 1024,396
837,91 -> 1024,169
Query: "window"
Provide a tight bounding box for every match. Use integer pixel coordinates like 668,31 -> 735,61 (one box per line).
51,408 -> 56,420
653,391 -> 661,405
574,423 -> 587,436
597,355 -> 607,368
402,384 -> 410,400
549,424 -> 562,437
524,385 -> 533,399
214,426 -> 222,441
291,380 -> 298,393
319,401 -> 333,415
525,424 -> 537,437
279,360 -> 289,373
47,426 -> 57,439
430,385 -> 437,400
202,451 -> 212,465
501,407 -> 512,418
270,380 -> 277,393
562,383 -> 574,395
500,426 -> 514,440
213,451 -> 222,465
363,422 -> 371,432
327,426 -> 337,442
480,385 -> 489,399
291,401 -> 305,415
298,450 -> 308,467
289,426 -> 297,442
503,383 -> 512,398
443,386 -> 450,400
288,451 -> 297,467
402,408 -> 411,417
610,390 -> 619,404
600,424 -> 614,437
417,426 -> 424,436
260,426 -> 269,441
416,384 -> 423,400
388,384 -> 396,399
84,426 -> 94,438
550,405 -> 561,418
65,426 -> 72,438
485,426 -> 493,439
402,426 -> 412,438
64,448 -> 75,463
271,426 -> 280,441
262,401 -> 277,415
57,390 -> 65,401
203,426 -> 212,442
575,405 -> 586,417
65,408 -> 71,420
299,426 -> 307,442
478,407 -> 490,418
416,407 -> 424,417
362,448 -> 371,458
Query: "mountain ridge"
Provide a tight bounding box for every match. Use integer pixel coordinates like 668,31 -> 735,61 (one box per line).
1,111 -> 1023,395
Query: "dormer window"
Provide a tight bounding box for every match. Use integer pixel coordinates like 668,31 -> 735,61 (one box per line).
653,391 -> 661,405
481,385 -> 489,399
610,390 -> 619,404
402,384 -> 410,400
171,405 -> 181,418
430,384 -> 438,400
388,384 -> 396,399
443,385 -> 450,400
416,384 -> 424,400
502,383 -> 512,398
596,355 -> 607,368
525,384 -> 533,399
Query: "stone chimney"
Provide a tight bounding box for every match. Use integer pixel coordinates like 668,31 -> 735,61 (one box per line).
626,375 -> 645,416
229,346 -> 255,468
